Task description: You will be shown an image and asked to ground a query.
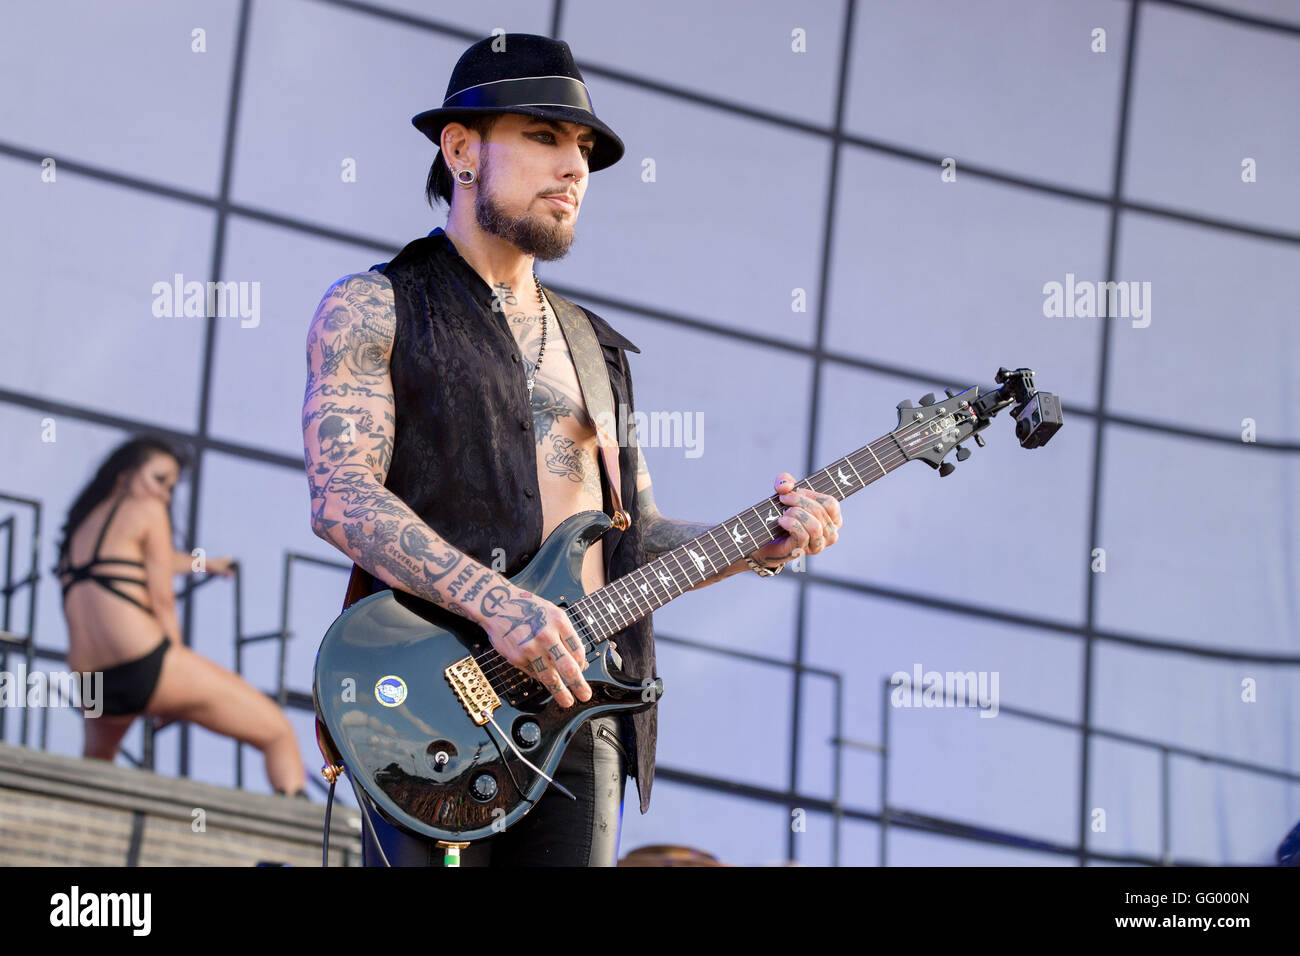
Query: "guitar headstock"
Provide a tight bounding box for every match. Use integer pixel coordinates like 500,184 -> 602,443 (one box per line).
890,367 -> 1062,476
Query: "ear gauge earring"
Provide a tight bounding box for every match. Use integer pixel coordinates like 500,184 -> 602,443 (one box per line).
455,168 -> 477,186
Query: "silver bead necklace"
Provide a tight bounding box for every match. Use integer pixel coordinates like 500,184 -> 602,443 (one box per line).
525,272 -> 548,398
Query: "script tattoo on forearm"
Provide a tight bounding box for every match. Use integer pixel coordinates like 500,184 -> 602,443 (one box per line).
339,516 -> 469,615
326,468 -> 407,523
460,570 -> 494,606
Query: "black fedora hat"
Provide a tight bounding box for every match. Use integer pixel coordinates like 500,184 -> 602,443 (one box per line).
413,34 -> 624,172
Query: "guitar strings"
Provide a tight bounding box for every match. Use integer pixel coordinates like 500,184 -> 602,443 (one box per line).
476,438 -> 910,697
473,411 -> 957,693
468,408 -> 968,692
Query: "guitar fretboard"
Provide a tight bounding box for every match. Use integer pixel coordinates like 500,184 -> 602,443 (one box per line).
567,430 -> 910,645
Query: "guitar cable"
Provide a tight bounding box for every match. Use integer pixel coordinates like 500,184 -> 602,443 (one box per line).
321,777 -> 336,868
320,769 -> 397,868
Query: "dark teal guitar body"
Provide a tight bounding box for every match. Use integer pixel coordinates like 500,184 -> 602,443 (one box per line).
313,509 -> 661,843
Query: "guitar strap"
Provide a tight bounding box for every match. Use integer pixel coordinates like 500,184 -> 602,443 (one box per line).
338,287 -> 629,614
539,285 -> 631,534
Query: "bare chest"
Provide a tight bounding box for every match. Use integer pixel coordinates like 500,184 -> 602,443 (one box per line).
504,307 -> 613,589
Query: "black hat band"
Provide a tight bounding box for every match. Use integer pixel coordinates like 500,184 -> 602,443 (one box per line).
441,75 -> 594,112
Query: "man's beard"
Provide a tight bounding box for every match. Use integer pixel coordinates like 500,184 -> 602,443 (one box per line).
474,152 -> 575,261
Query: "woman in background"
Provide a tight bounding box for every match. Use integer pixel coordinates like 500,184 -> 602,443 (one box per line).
55,436 -> 307,797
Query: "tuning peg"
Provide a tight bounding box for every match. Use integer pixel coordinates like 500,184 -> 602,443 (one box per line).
955,444 -> 971,461
938,461 -> 956,477
919,393 -> 937,406
973,434 -> 985,448
896,399 -> 915,410
944,387 -> 959,398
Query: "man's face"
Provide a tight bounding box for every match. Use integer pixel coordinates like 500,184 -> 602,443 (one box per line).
470,113 -> 594,261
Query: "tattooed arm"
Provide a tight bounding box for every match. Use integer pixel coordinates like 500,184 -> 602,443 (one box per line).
303,271 -> 593,707
303,271 -> 505,622
633,447 -> 760,590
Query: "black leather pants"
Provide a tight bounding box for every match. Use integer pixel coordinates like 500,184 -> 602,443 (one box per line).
350,713 -> 631,867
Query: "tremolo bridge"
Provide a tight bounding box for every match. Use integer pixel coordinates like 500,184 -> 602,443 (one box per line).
445,656 -> 501,726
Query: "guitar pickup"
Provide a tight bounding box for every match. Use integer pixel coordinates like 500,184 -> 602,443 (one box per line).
445,656 -> 502,726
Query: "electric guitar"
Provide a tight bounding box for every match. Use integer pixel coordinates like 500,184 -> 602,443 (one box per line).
313,367 -> 1062,842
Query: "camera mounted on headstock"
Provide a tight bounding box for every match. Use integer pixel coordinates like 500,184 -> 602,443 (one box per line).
891,367 -> 1062,477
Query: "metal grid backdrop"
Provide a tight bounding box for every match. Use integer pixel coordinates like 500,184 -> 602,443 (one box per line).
0,0 -> 1297,865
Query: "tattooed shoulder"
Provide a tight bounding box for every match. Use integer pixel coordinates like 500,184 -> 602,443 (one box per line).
307,271 -> 397,388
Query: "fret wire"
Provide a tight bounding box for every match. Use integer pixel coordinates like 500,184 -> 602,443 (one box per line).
625,558 -> 669,624
746,498 -> 781,550
841,454 -> 867,489
636,565 -> 662,614
592,581 -> 630,640
565,430 -> 921,644
610,582 -> 634,630
679,539 -> 713,583
746,509 -> 772,550
578,594 -> 612,642
613,576 -> 637,629
640,551 -> 686,611
616,571 -> 648,623
595,580 -> 626,632
640,558 -> 673,607
722,514 -> 756,559
823,460 -> 856,496
664,546 -> 699,590
852,445 -> 886,481
805,470 -> 835,497
700,526 -> 734,572
876,435 -> 906,471
569,609 -> 599,651
863,442 -> 887,476
753,500 -> 782,535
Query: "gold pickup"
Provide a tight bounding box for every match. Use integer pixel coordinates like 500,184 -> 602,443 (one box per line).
445,656 -> 501,726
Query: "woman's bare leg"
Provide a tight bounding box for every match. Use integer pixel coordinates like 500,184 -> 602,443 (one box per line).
82,713 -> 137,761
146,644 -> 306,793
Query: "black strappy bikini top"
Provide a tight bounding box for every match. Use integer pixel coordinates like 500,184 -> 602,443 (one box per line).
58,496 -> 153,614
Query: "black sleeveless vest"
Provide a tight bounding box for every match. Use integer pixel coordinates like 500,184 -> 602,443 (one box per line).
369,228 -> 658,814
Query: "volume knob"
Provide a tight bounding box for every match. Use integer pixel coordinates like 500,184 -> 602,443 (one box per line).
514,720 -> 542,749
470,773 -> 498,801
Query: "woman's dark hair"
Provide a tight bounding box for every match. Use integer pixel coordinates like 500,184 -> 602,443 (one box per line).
55,436 -> 190,570
425,113 -> 501,208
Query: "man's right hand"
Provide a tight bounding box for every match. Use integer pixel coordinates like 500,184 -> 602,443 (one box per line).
475,583 -> 592,708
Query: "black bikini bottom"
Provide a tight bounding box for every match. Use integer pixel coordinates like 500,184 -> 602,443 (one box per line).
96,636 -> 170,717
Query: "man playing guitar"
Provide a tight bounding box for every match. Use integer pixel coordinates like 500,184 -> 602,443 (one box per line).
301,33 -> 843,866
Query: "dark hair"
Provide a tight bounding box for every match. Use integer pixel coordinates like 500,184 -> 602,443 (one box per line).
425,113 -> 501,208
55,436 -> 190,571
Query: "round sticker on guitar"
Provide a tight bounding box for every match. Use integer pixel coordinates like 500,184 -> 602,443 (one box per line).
375,675 -> 408,707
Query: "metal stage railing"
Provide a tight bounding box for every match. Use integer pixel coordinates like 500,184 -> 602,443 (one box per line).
875,675 -> 1300,866
231,551 -> 351,792
0,494 -> 43,749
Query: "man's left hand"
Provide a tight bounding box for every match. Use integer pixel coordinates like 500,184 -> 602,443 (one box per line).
748,472 -> 843,569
